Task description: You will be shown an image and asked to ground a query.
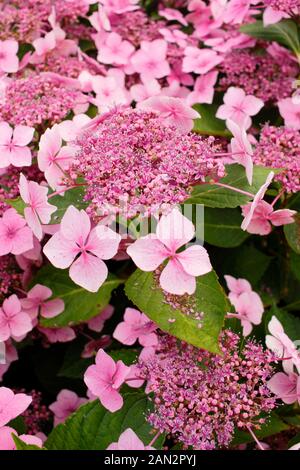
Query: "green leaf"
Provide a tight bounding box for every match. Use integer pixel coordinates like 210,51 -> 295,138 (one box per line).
45,392 -> 163,450
264,305 -> 300,341
284,213 -> 300,254
32,265 -> 122,327
200,207 -> 249,247
110,349 -> 139,365
5,197 -> 26,216
240,20 -> 300,57
290,251 -> 300,282
125,269 -> 230,354
49,186 -> 88,225
186,164 -> 275,208
192,104 -> 230,137
13,435 -> 44,450
232,413 -> 289,446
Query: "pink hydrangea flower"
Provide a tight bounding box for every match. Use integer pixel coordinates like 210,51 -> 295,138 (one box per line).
0,387 -> 32,427
159,8 -> 188,26
278,98 -> 300,130
0,209 -> 33,256
241,171 -> 274,232
138,96 -> 199,133
224,274 -> 252,304
32,31 -> 56,57
87,305 -> 114,332
107,428 -> 154,450
130,79 -> 161,103
266,316 -> 300,374
241,200 -> 296,235
216,87 -> 264,128
127,208 -> 212,295
97,32 -> 135,66
228,291 -> 264,336
0,40 -> 19,73
186,71 -> 218,106
19,174 -> 57,240
268,372 -> 300,405
37,125 -> 76,190
0,122 -> 34,168
84,349 -> 130,412
38,326 -> 76,343
0,426 -> 43,450
182,47 -> 223,74
57,114 -> 91,142
131,39 -> 170,81
0,295 -> 32,342
226,119 -> 253,184
49,389 -> 87,426
91,75 -> 130,111
43,205 -> 121,292
21,284 -> 64,320
113,308 -> 158,347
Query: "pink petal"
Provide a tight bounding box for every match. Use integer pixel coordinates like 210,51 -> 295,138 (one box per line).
69,253 -> 108,292
10,226 -> 33,255
24,207 -> 42,240
13,126 -> 34,146
9,146 -> 32,167
41,299 -> 64,318
156,208 -> 195,252
160,258 -> 196,295
60,206 -> 91,243
0,121 -> 13,145
99,387 -> 123,412
43,231 -> 77,268
127,234 -> 168,271
90,225 -> 121,259
117,428 -> 146,450
268,372 -> 298,404
113,322 -> 138,345
176,245 -> 212,276
113,361 -> 131,389
269,209 -> 296,226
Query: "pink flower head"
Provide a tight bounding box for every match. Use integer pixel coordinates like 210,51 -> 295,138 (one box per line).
84,349 -> 130,412
241,200 -> 296,235
127,208 -> 212,295
268,371 -> 300,405
38,326 -> 75,343
241,171 -> 274,231
216,87 -> 264,129
107,428 -> 154,450
43,206 -> 121,292
0,295 -> 32,342
0,387 -> 32,427
87,305 -> 114,332
0,209 -> 33,256
113,308 -> 158,347
186,71 -> 218,106
0,40 -> 19,73
19,174 -> 57,240
97,32 -> 134,66
0,122 -> 34,168
131,39 -> 171,81
278,98 -> 300,130
229,291 -> 264,336
226,119 -> 253,184
49,389 -> 87,426
224,274 -> 252,304
266,316 -> 300,374
138,96 -> 199,133
38,125 -> 76,190
182,47 -> 223,74
21,284 -> 64,320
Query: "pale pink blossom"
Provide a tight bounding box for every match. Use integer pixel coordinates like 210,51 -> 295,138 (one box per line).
266,316 -> 300,374
107,428 -> 154,450
0,209 -> 33,256
33,31 -> 56,56
130,79 -> 161,103
19,174 -> 57,240
241,171 -> 274,232
127,208 -> 212,295
186,71 -> 218,106
0,426 -> 43,450
0,122 -> 34,168
182,47 -> 223,74
217,87 -> 263,128
49,389 -> 87,426
84,349 -> 130,412
131,40 -> 170,81
43,206 -> 121,292
0,295 -> 32,342
91,75 -> 130,111
138,96 -> 199,133
0,387 -> 32,427
113,308 -> 157,347
224,274 -> 252,304
21,284 -> 64,320
268,372 -> 300,405
97,32 -> 134,66
241,200 -> 296,235
87,305 -> 114,332
89,9 -> 111,32
0,40 -> 19,73
228,291 -> 264,336
38,326 -> 76,343
278,98 -> 300,130
226,119 -> 253,184
57,114 -> 91,142
37,125 -> 76,190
